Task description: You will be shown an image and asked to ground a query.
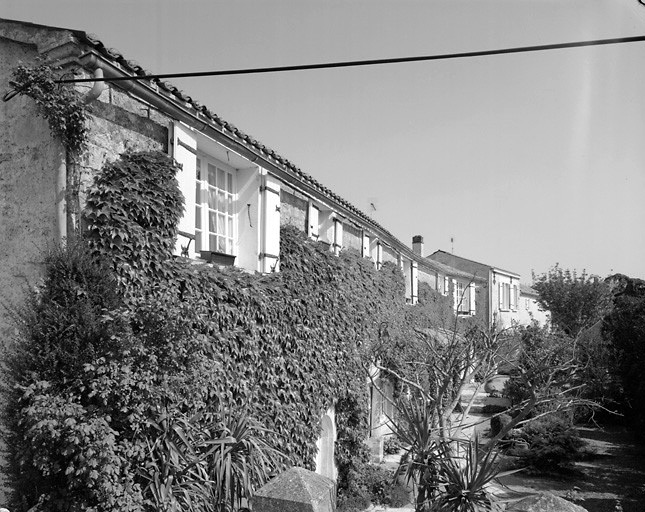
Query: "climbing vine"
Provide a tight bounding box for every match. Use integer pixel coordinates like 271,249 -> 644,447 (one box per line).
9,62 -> 89,156
6,150 -> 453,511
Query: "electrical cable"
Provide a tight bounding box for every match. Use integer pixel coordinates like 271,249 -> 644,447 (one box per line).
56,34 -> 645,84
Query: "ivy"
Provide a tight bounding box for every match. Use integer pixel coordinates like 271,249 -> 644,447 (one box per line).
83,151 -> 184,291
7,150 -> 454,511
9,62 -> 89,156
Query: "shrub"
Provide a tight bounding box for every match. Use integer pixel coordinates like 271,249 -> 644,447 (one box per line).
337,463 -> 398,512
517,415 -> 586,472
383,436 -> 402,455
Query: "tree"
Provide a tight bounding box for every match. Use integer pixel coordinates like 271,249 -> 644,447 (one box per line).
603,274 -> 645,427
532,264 -> 612,336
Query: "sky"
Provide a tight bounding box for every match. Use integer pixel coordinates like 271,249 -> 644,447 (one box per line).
4,0 -> 645,281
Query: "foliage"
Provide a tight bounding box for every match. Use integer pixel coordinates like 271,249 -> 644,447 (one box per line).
603,274 -> 645,428
139,404 -> 283,512
9,62 -> 88,156
83,151 -> 184,291
532,264 -> 612,336
430,435 -> 518,512
8,149 -> 438,510
515,415 -> 586,473
384,435 -> 402,455
390,398 -> 443,508
3,241 -> 144,512
337,464 -> 400,512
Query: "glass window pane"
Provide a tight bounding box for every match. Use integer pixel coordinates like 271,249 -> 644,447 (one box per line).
209,211 -> 217,232
209,234 -> 217,251
227,195 -> 233,214
217,169 -> 225,189
227,173 -> 233,193
208,188 -> 217,209
217,213 -> 225,234
195,205 -> 201,229
217,236 -> 226,253
227,216 -> 233,237
218,191 -> 226,213
208,163 -> 217,185
196,158 -> 201,180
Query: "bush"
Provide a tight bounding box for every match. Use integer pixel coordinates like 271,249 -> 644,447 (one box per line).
517,415 -> 586,472
337,463 -> 400,512
383,436 -> 402,455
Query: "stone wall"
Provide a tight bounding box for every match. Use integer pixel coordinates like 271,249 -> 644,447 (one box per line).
280,189 -> 307,232
342,223 -> 362,252
0,32 -> 171,505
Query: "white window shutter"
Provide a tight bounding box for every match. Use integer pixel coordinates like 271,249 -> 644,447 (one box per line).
362,232 -> 370,257
452,279 -> 458,311
333,218 -> 343,255
173,123 -> 197,258
308,203 -> 319,239
498,282 -> 503,309
261,174 -> 281,272
411,261 -> 419,305
469,282 -> 476,314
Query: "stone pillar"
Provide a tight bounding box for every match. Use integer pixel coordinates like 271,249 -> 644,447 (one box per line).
253,467 -> 336,512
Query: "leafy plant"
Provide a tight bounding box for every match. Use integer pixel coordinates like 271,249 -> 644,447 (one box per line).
389,398 -> 444,509
516,415 -> 586,473
384,435 -> 402,455
9,62 -> 88,156
140,404 -> 284,512
431,436 -> 519,512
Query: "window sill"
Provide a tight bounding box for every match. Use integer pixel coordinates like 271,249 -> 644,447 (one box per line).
200,251 -> 236,266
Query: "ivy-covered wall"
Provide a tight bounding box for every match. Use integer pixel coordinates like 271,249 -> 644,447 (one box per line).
5,150 -> 428,510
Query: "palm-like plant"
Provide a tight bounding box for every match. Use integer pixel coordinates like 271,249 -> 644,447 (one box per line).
431,435 -> 522,512
388,398 -> 443,510
140,403 -> 285,512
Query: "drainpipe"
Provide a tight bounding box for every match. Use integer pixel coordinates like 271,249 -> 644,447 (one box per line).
56,68 -> 105,243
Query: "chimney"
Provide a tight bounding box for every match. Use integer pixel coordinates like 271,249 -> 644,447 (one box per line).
412,235 -> 424,256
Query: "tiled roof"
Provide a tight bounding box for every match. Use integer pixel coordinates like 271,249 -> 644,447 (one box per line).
420,258 -> 486,281
520,283 -> 539,297
1,18 -> 405,251
429,250 -> 520,278
65,27 -> 402,246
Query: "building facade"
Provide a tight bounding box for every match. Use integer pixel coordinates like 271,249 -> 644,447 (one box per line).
427,250 -> 524,329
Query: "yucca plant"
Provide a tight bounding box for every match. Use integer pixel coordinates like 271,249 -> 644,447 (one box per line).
388,398 -> 443,510
140,403 -> 285,512
204,403 -> 285,512
431,434 -> 522,512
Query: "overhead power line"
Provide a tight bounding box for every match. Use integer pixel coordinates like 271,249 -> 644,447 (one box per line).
58,34 -> 645,84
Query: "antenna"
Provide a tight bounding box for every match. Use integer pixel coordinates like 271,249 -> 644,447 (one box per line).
451,237 -> 454,254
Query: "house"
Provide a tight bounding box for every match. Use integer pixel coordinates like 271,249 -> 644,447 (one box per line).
413,236 -> 487,323
427,250 -> 523,329
519,284 -> 550,327
0,17 -> 449,489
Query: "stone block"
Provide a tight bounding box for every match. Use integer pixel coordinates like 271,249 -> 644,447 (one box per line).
253,467 -> 336,512
507,491 -> 588,511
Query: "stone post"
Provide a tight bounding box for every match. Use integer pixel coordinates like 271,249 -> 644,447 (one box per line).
252,467 -> 336,512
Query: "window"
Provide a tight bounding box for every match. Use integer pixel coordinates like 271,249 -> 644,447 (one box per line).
443,276 -> 449,296
195,155 -> 236,255
499,282 -> 511,310
456,281 -> 473,314
512,284 -> 519,310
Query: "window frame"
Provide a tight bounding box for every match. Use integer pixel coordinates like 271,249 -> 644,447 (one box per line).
195,152 -> 237,257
